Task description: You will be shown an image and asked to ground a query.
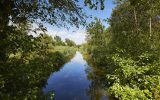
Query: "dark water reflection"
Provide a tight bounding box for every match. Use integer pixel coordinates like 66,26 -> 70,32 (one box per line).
43,51 -> 110,100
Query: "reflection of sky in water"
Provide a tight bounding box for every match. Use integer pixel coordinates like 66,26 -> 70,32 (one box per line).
43,51 -> 109,100
43,51 -> 90,100
71,52 -> 87,65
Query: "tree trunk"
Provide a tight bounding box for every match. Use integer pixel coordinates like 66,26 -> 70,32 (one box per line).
149,17 -> 152,37
134,7 -> 138,33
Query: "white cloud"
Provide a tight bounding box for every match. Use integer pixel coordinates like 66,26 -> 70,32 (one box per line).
46,27 -> 87,45
71,51 -> 87,65
31,23 -> 87,45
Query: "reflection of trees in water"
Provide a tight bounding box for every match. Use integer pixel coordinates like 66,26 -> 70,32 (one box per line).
85,60 -> 110,100
0,52 -> 73,99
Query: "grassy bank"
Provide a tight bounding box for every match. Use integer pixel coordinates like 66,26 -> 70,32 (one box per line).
0,46 -> 76,100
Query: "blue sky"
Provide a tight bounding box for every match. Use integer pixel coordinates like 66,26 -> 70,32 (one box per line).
45,0 -> 115,44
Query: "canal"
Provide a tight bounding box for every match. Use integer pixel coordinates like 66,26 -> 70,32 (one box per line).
43,51 -> 109,100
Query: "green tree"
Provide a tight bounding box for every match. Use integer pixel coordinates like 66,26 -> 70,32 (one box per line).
0,0 -> 105,99
85,1 -> 160,99
0,0 -> 106,63
54,36 -> 65,46
108,0 -> 160,57
65,38 -> 76,47
86,18 -> 108,64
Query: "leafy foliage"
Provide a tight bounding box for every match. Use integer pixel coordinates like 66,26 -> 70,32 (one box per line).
0,31 -> 76,99
65,38 -> 76,47
84,1 -> 160,99
54,36 -> 65,46
0,0 -> 105,99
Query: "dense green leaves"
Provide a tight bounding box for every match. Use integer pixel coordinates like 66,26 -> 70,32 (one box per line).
84,0 -> 160,99
65,38 -> 76,47
0,32 -> 76,99
84,0 -> 105,10
109,83 -> 152,100
0,0 -> 106,99
54,36 -> 65,46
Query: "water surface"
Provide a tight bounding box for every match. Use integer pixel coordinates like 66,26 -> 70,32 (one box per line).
43,51 -> 109,100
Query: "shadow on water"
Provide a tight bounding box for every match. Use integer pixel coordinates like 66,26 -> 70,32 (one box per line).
43,51 -> 111,100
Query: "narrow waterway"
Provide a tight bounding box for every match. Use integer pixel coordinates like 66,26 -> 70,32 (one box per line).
43,51 -> 109,100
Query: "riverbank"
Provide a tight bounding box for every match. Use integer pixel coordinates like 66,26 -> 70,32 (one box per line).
80,49 -> 115,100
43,51 -> 112,100
0,46 -> 76,99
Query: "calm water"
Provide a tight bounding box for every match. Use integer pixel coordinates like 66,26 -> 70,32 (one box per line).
43,51 -> 109,100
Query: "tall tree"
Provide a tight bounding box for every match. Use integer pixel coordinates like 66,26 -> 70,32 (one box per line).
108,0 -> 160,57
86,18 -> 107,63
54,36 -> 65,46
65,38 -> 76,47
0,0 -> 106,62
